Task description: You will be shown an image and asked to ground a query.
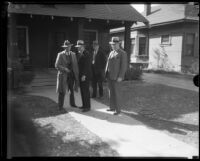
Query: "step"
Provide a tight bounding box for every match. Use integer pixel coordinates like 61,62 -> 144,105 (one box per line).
31,82 -> 56,87
32,77 -> 57,83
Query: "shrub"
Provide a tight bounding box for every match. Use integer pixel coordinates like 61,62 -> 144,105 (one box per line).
124,63 -> 143,80
8,59 -> 24,89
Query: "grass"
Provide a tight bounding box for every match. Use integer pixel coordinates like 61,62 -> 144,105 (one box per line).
7,93 -> 118,157
143,69 -> 196,79
97,81 -> 199,148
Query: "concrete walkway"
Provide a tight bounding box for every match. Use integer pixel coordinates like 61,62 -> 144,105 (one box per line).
143,73 -> 198,92
28,86 -> 198,158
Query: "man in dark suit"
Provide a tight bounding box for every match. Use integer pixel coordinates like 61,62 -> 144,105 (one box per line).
91,41 -> 107,98
75,40 -> 92,112
105,37 -> 127,115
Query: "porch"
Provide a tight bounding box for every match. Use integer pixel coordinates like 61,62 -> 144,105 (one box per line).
8,4 -> 148,69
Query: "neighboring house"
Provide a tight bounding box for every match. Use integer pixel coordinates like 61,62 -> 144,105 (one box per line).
7,4 -> 148,69
110,3 -> 199,74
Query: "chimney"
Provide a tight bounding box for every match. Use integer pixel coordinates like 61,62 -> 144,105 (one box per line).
144,4 -> 151,16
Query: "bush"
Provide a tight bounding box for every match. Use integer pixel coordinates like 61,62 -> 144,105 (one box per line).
8,59 -> 24,89
124,63 -> 143,80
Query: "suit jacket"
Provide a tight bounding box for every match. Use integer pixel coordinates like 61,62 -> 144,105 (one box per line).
92,48 -> 107,75
55,50 -> 79,94
105,48 -> 127,81
78,50 -> 92,81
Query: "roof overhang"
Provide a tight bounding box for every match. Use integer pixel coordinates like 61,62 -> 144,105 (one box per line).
132,19 -> 199,30
8,4 -> 149,23
110,18 -> 198,33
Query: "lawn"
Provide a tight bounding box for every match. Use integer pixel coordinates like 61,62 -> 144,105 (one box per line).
96,80 -> 199,148
7,93 -> 118,157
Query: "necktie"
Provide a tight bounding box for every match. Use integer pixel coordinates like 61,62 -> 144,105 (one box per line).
92,50 -> 96,64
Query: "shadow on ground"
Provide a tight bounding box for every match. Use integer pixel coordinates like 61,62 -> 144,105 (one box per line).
7,93 -> 119,156
122,111 -> 199,135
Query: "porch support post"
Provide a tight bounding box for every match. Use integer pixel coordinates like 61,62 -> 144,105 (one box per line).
78,18 -> 85,40
124,21 -> 132,69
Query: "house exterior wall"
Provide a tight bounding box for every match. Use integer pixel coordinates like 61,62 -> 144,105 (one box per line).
148,33 -> 183,71
15,14 -> 111,68
147,23 -> 186,72
110,21 -> 199,73
16,14 -> 79,68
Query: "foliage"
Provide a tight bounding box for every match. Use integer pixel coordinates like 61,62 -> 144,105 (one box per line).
124,63 -> 143,80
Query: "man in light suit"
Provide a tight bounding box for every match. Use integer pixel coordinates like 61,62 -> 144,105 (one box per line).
105,37 -> 127,115
55,40 -> 79,112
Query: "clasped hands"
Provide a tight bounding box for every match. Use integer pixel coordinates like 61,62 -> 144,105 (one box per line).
117,77 -> 122,82
81,75 -> 86,82
64,67 -> 70,73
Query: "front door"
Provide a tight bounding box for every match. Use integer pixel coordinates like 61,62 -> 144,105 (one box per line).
83,30 -> 98,53
49,32 -> 66,68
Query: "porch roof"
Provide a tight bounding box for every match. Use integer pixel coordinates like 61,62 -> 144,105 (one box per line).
8,4 -> 148,23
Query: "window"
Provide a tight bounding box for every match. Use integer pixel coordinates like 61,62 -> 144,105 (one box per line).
161,35 -> 170,44
138,37 -> 146,55
185,33 -> 195,56
7,26 -> 29,60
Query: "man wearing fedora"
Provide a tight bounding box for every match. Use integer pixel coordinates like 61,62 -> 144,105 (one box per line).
75,40 -> 92,112
105,37 -> 127,115
55,40 -> 79,112
91,40 -> 107,98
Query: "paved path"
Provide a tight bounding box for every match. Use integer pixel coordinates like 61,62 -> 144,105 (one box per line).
142,73 -> 198,92
28,86 -> 198,158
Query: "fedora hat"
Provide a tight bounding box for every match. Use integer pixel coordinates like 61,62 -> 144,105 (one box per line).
93,40 -> 99,45
75,40 -> 85,47
109,37 -> 121,45
61,40 -> 73,48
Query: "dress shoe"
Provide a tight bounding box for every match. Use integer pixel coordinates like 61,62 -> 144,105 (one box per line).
113,111 -> 120,115
106,109 -> 115,111
71,105 -> 78,108
82,108 -> 90,112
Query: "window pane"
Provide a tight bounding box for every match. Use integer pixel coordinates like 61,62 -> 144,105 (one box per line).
161,35 -> 169,43
186,34 -> 194,44
139,37 -> 146,55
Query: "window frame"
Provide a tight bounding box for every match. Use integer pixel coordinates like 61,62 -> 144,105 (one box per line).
160,34 -> 171,45
8,25 -> 29,58
138,36 -> 147,56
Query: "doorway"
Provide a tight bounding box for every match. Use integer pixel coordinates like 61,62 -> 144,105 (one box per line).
49,32 -> 66,68
83,29 -> 98,53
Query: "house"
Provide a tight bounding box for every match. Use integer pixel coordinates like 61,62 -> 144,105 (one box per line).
110,3 -> 199,74
7,4 -> 148,69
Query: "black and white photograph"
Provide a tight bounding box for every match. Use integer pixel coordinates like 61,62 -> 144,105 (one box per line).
5,2 -> 199,158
